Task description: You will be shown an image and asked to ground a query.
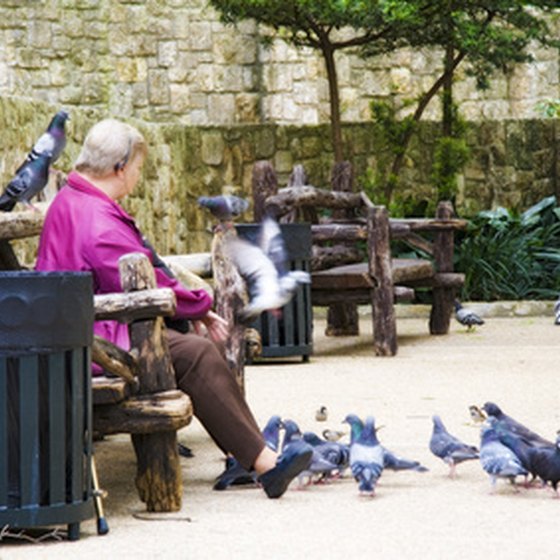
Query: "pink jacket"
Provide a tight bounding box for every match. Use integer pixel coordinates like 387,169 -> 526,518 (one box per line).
36,171 -> 213,364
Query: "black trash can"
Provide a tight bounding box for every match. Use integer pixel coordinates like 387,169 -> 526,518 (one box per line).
236,223 -> 313,362
0,271 -> 95,541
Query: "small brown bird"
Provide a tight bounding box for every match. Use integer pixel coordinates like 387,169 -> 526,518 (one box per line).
469,405 -> 487,424
322,428 -> 346,442
315,406 -> 328,422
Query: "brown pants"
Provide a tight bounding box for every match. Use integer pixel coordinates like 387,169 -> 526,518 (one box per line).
166,329 -> 265,470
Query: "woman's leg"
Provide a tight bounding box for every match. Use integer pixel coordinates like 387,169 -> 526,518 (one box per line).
166,329 -> 271,471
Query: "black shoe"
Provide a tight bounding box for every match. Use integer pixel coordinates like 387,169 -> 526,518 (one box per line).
257,441 -> 313,499
213,457 -> 257,490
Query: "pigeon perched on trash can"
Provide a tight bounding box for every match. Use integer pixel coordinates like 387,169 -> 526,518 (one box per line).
454,300 -> 484,330
429,415 -> 479,477
0,153 -> 52,212
226,216 -> 310,320
198,194 -> 249,222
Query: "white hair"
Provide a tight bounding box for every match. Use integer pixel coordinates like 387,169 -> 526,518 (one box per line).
75,119 -> 147,177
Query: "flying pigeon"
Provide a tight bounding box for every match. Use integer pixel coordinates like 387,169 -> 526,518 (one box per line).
0,153 -> 51,212
454,300 -> 484,330
554,297 -> 560,325
530,432 -> 560,497
213,415 -> 284,491
198,194 -> 249,222
479,418 -> 528,493
16,109 -> 69,173
226,216 -> 311,320
481,402 -> 553,448
349,416 -> 384,497
429,415 -> 479,477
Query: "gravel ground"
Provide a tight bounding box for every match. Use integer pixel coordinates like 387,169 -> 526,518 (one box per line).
2,312 -> 559,560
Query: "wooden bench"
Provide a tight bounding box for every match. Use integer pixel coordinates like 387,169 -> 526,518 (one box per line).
0,209 -> 192,512
252,161 -> 467,356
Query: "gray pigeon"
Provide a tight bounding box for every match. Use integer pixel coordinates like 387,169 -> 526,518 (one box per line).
302,431 -> 350,480
480,418 -> 528,492
212,415 -> 284,491
429,415 -> 479,477
0,153 -> 51,212
530,432 -> 560,496
454,300 -> 484,330
481,401 -> 553,448
198,194 -> 249,222
349,416 -> 384,496
17,110 -> 69,173
554,298 -> 560,325
226,217 -> 310,320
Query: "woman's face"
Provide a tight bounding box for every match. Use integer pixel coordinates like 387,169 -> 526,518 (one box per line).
121,153 -> 144,197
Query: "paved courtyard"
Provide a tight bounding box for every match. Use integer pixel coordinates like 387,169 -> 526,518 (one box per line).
3,312 -> 559,560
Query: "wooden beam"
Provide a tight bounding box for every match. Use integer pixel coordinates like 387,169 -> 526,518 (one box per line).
0,206 -> 46,240
94,288 -> 176,322
91,335 -> 139,384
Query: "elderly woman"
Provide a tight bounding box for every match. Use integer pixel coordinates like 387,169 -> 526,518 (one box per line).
36,119 -> 311,499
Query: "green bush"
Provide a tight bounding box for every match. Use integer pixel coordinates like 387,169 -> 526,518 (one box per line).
455,196 -> 560,301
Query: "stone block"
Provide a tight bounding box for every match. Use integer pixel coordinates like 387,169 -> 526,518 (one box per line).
148,69 -> 170,105
158,41 -> 178,68
170,83 -> 191,114
201,130 -> 224,165
208,94 -> 235,124
235,93 -> 259,123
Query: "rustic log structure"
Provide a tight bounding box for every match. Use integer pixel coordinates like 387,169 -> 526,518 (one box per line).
211,223 -> 248,392
257,163 -> 467,356
0,212 -> 193,512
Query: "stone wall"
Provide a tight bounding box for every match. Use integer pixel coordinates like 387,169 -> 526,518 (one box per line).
0,1 -> 558,126
1,96 -> 558,266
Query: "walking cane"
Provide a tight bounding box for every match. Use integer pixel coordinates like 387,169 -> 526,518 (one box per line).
91,455 -> 109,535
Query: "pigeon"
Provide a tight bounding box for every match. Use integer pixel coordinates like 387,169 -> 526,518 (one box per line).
16,109 -> 69,172
554,297 -> 560,325
302,431 -> 350,479
481,402 -> 553,448
315,406 -> 328,422
226,216 -> 311,320
454,300 -> 484,330
282,419 -> 303,447
343,413 -> 364,444
479,418 -> 528,492
429,415 -> 479,477
0,153 -> 52,212
349,416 -> 384,496
198,194 -> 249,222
213,415 -> 284,491
529,432 -> 560,496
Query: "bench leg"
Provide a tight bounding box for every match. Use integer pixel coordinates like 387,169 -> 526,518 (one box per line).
131,432 -> 182,512
326,303 -> 359,336
429,288 -> 454,334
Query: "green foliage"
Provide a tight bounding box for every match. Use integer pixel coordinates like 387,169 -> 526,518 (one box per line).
535,99 -> 560,118
430,136 -> 470,201
455,197 -> 560,301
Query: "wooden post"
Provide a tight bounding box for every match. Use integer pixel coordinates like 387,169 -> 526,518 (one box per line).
0,240 -> 21,270
211,224 -> 247,393
118,252 -> 182,512
326,161 -> 359,336
367,205 -> 397,356
430,201 -> 455,334
252,161 -> 278,222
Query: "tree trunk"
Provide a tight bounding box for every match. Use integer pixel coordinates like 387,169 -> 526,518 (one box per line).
321,42 -> 343,163
252,160 -> 278,222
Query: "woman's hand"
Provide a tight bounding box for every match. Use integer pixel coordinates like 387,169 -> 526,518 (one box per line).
191,310 -> 229,343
